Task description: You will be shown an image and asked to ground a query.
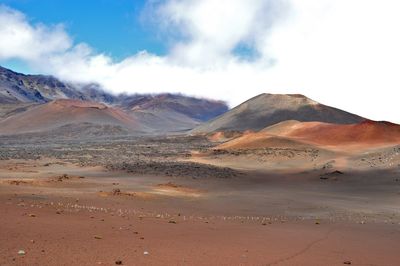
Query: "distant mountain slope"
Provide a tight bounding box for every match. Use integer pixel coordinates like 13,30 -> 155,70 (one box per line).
118,94 -> 228,132
192,93 -> 364,133
0,66 -> 229,133
0,66 -> 89,103
0,99 -> 145,135
119,93 -> 227,121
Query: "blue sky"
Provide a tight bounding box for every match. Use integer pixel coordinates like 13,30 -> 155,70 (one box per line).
0,0 -> 165,68
0,0 -> 399,122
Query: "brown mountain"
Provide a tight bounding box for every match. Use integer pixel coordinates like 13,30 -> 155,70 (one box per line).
192,93 -> 364,133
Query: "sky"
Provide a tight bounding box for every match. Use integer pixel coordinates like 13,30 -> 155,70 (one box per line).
0,0 -> 399,123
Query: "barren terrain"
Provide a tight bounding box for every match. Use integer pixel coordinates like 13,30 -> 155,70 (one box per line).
1,135 -> 399,265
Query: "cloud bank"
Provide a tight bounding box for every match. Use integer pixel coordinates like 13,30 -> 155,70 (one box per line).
0,1 -> 400,123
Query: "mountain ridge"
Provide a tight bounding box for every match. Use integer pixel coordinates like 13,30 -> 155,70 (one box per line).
0,66 -> 228,134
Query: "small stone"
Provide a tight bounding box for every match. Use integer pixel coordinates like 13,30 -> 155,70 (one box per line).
18,250 -> 25,256
144,251 -> 149,255
315,221 -> 320,225
115,260 -> 123,265
94,235 -> 102,240
343,261 -> 352,265
168,220 -> 177,224
30,240 -> 35,243
112,188 -> 121,195
29,213 -> 36,217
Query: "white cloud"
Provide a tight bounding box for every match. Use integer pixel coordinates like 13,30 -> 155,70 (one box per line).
0,1 -> 400,123
0,6 -> 72,61
153,0 -> 286,65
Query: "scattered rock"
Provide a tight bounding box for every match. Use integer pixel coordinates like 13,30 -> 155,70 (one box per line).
18,250 -> 25,256
112,188 -> 121,195
94,235 -> 102,240
115,260 -> 123,265
168,220 -> 177,224
331,170 -> 344,175
57,174 -> 70,182
8,180 -> 28,186
144,251 -> 149,255
343,261 -> 352,265
320,170 -> 344,180
29,213 -> 36,217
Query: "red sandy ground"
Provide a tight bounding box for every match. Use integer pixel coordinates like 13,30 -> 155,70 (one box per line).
1,194 -> 400,266
1,159 -> 400,265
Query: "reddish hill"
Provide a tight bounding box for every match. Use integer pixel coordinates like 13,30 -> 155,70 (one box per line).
217,132 -> 316,150
0,99 -> 143,135
218,120 -> 400,150
282,120 -> 400,146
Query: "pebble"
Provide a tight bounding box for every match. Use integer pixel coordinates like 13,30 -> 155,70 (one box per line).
18,250 -> 25,256
115,260 -> 123,265
144,251 -> 149,255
